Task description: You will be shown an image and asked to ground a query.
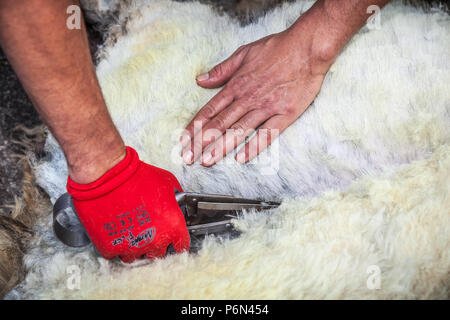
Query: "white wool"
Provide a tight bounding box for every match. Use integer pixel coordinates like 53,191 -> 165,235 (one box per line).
7,0 -> 450,299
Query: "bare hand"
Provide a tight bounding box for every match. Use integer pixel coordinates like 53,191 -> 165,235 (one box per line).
181,23 -> 334,166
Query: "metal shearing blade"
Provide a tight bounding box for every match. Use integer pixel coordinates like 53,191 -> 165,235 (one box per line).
175,191 -> 281,236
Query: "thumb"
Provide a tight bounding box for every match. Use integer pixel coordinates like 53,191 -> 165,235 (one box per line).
196,46 -> 247,88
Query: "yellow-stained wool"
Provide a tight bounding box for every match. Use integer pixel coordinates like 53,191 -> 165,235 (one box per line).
6,0 -> 450,299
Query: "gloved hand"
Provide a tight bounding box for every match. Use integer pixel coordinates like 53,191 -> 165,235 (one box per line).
67,146 -> 190,263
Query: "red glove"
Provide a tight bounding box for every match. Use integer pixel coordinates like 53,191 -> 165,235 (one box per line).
67,146 -> 190,263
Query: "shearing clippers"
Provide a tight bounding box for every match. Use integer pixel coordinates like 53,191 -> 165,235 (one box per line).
53,191 -> 280,250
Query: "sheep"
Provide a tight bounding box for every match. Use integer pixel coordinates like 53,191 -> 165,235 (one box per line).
3,0 -> 450,299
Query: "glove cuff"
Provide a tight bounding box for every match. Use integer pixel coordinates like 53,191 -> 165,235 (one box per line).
67,146 -> 140,201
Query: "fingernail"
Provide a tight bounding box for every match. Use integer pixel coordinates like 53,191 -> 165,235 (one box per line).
183,150 -> 193,164
180,133 -> 190,146
236,152 -> 246,163
196,72 -> 209,82
202,152 -> 213,164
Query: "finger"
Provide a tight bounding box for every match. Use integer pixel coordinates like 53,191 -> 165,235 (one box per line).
183,99 -> 250,164
235,115 -> 291,163
181,87 -> 234,149
196,46 -> 247,89
201,110 -> 267,166
193,100 -> 249,150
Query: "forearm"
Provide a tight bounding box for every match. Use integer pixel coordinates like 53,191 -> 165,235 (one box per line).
289,0 -> 390,73
0,0 -> 125,183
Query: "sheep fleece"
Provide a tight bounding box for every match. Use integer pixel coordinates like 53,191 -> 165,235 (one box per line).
9,0 -> 450,299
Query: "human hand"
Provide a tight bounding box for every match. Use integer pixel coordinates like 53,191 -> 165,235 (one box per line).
67,146 -> 190,263
180,14 -> 337,166
180,0 -> 387,166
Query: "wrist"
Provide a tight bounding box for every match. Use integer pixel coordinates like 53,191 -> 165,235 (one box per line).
67,146 -> 139,200
67,135 -> 126,184
287,0 -> 357,74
